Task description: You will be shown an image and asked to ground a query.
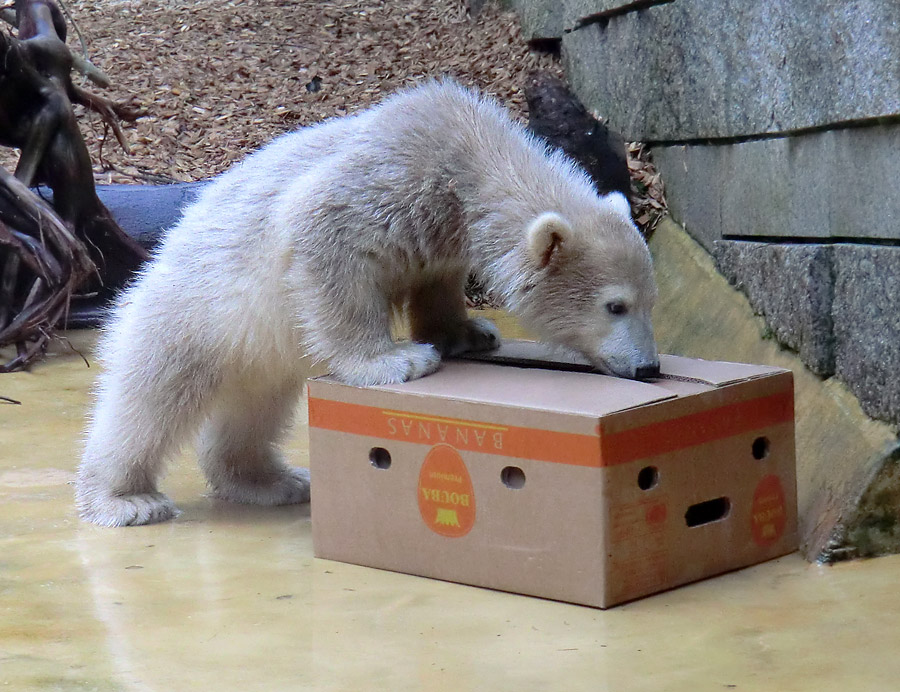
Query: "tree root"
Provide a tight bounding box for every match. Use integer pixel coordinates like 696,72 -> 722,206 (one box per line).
0,0 -> 148,371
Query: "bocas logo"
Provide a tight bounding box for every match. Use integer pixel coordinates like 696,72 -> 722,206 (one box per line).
417,444 -> 476,538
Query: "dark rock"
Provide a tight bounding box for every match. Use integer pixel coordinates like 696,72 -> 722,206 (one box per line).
525,72 -> 630,199
821,442 -> 900,562
833,245 -> 900,426
714,241 -> 835,376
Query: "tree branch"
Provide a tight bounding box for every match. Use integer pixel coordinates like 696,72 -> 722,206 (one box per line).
69,84 -> 144,153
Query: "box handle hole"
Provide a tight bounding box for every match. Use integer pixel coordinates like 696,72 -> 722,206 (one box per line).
501,466 -> 526,489
637,466 -> 659,490
752,436 -> 770,460
684,497 -> 730,527
369,447 -> 392,470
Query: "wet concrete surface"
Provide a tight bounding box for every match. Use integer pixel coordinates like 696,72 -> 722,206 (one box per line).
1,329 -> 898,691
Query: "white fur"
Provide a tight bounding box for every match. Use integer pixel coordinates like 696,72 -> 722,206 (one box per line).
76,79 -> 658,526
602,191 -> 633,220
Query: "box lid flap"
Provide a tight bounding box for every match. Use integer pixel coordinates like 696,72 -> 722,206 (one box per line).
372,359 -> 675,417
311,341 -> 788,418
657,354 -> 786,386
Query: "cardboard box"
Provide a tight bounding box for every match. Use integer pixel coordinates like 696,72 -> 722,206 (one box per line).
307,341 -> 798,608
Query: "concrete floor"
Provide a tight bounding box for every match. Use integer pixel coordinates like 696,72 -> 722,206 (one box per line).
2,329 -> 898,692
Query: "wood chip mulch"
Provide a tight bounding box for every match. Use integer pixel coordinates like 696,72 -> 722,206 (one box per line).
65,0 -> 566,184
3,0 -> 666,229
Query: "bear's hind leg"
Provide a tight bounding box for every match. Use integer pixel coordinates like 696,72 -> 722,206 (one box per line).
409,270 -> 501,357
77,344 -> 220,527
198,373 -> 310,506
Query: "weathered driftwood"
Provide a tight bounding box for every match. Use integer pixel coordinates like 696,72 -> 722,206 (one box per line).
0,168 -> 94,371
0,0 -> 148,371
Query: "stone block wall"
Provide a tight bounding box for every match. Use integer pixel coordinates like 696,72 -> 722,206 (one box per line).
506,0 -> 900,430
564,1 -> 900,140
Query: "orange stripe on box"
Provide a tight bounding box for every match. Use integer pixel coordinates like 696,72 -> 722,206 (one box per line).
601,390 -> 794,466
309,388 -> 793,468
308,397 -> 602,467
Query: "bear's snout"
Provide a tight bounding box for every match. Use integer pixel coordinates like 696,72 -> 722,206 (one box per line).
633,361 -> 660,380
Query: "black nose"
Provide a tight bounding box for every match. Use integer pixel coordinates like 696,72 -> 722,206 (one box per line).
634,362 -> 660,380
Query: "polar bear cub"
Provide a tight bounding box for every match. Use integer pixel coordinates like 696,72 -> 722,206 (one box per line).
76,79 -> 659,527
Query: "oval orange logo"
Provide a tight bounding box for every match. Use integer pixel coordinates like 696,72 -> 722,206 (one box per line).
418,445 -> 476,538
645,502 -> 668,526
750,474 -> 787,547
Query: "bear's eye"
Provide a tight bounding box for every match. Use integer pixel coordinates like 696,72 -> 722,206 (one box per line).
606,301 -> 628,316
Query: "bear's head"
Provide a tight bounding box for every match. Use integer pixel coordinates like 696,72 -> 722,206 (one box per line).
514,194 -> 659,380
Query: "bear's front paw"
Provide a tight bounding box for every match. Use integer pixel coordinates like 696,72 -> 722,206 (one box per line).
77,490 -> 180,527
209,465 -> 311,506
396,341 -> 443,381
442,316 -> 501,357
336,342 -> 441,386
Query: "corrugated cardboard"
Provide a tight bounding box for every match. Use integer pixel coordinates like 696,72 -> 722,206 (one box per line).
307,340 -> 798,608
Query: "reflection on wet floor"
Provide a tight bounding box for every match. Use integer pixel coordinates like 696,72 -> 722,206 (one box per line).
1,328 -> 898,692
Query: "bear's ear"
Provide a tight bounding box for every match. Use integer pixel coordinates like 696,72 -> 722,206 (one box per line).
526,212 -> 574,269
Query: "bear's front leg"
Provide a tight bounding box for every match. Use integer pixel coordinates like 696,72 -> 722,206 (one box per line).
408,270 -> 501,357
330,341 -> 443,386
304,274 -> 442,387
